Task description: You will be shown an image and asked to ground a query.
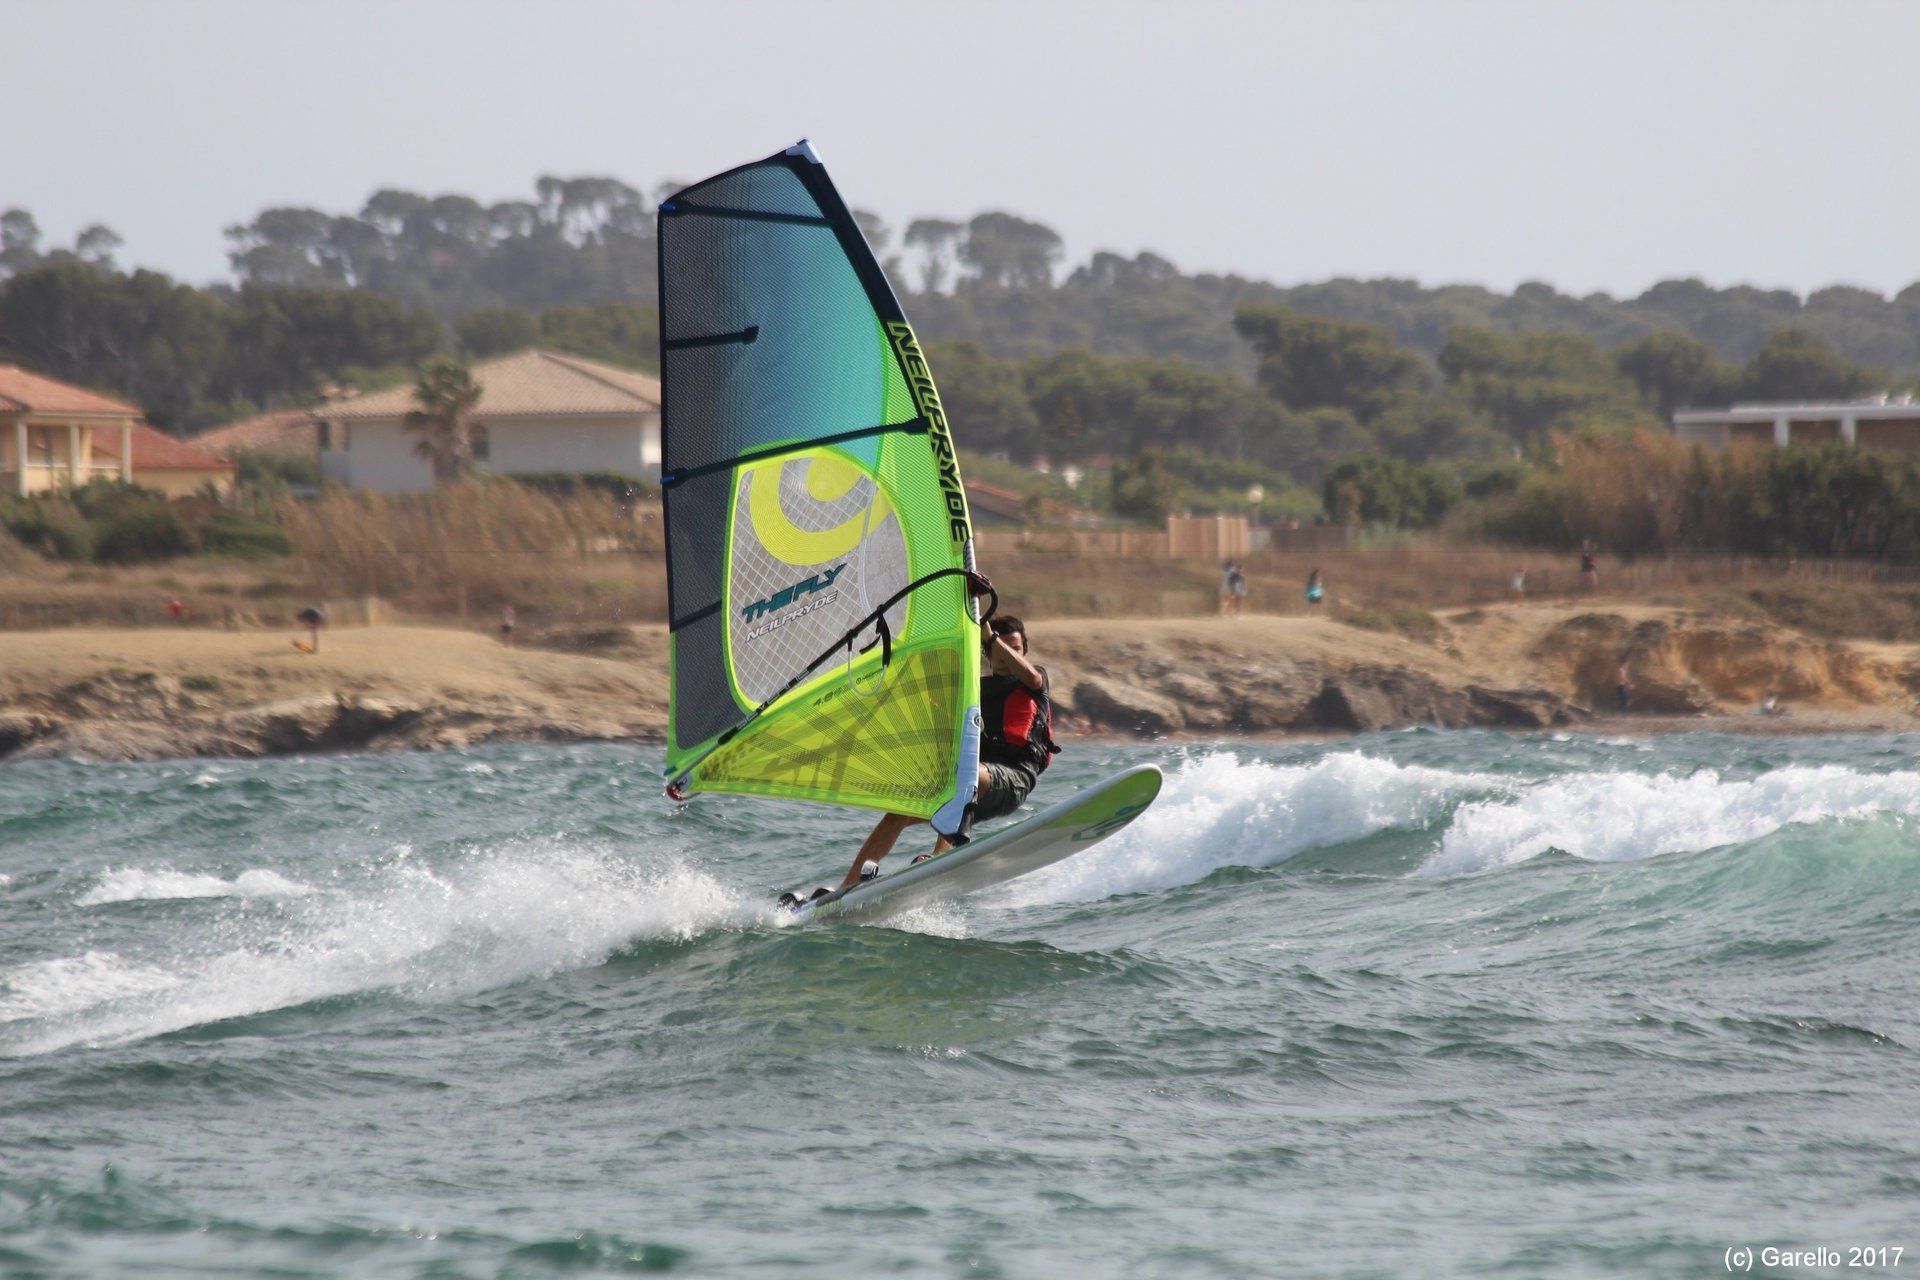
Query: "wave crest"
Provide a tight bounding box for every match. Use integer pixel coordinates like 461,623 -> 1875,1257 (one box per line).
3,845 -> 755,1057
1422,766 -> 1920,877
79,868 -> 314,906
999,751 -> 1493,906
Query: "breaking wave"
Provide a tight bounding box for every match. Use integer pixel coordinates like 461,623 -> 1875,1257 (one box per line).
79,867 -> 314,906
999,751 -> 1495,905
1,844 -> 758,1057
1422,765 -> 1920,877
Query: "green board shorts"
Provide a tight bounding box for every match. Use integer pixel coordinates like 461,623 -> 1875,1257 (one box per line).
975,762 -> 1035,822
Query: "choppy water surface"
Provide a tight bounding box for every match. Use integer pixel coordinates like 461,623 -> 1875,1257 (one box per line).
3,733 -> 1918,1277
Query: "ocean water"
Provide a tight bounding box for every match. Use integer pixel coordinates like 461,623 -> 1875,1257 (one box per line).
3,732 -> 1918,1278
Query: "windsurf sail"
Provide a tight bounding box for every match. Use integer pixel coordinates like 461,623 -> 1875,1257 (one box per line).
658,141 -> 981,837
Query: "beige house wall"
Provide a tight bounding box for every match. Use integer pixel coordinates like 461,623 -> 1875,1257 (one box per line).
1,417 -> 134,495
137,468 -> 236,498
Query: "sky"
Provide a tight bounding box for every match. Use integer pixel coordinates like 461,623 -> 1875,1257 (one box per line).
6,0 -> 1919,298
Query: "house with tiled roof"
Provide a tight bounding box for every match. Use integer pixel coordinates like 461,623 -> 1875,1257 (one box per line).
1,365 -> 234,497
194,407 -> 319,460
110,422 -> 238,496
316,349 -> 662,492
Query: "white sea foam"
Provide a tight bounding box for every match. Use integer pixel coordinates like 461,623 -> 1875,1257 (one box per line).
885,901 -> 970,939
1421,766 -> 1920,877
997,751 -> 1495,907
0,952 -> 184,1022
79,868 -> 315,906
4,845 -> 756,1057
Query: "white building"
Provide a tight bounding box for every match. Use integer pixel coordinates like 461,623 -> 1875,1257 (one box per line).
318,349 -> 661,491
1673,397 -> 1920,454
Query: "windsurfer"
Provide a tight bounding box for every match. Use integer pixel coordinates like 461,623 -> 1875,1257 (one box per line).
837,614 -> 1057,888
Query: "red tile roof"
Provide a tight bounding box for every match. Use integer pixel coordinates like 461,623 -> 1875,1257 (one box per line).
0,364 -> 141,417
92,422 -> 235,472
193,408 -> 318,457
965,481 -> 1030,521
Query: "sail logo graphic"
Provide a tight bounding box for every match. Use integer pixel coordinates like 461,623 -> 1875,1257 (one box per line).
886,321 -> 971,546
741,563 -> 846,632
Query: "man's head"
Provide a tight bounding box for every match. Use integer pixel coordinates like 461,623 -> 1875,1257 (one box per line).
987,616 -> 1028,673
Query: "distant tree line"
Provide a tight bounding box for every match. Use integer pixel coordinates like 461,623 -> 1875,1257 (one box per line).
0,209 -> 658,432
136,176 -> 1920,379
929,311 -> 1882,483
1472,429 -> 1920,560
1,181 -> 1915,549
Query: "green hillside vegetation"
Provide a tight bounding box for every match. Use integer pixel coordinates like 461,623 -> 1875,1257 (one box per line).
0,480 -> 290,565
5,189 -> 1920,566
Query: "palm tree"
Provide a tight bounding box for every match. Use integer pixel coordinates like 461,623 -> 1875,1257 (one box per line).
404,357 -> 482,485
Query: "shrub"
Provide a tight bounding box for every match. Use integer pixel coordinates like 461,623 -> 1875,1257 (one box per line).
203,513 -> 292,559
1321,455 -> 1459,529
0,498 -> 96,562
95,504 -> 198,563
234,448 -> 320,489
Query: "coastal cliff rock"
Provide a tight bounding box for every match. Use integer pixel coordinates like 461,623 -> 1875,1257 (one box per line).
0,605 -> 1911,765
1066,676 -> 1184,735
1528,612 -> 1907,714
0,712 -> 61,756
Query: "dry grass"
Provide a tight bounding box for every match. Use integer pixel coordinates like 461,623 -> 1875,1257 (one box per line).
981,539 -> 1920,629
0,526 -> 34,574
275,482 -> 666,624
7,491 -> 1920,647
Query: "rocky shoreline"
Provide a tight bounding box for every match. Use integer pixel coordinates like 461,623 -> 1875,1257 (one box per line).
1,606 -> 1916,764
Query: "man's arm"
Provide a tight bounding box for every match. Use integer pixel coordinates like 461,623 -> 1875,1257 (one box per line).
984,623 -> 1045,691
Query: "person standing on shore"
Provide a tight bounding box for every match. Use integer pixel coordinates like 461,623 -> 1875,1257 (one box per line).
1510,566 -> 1526,601
1580,541 -> 1599,593
1305,568 -> 1325,616
296,606 -> 326,654
500,604 -> 516,645
1615,658 -> 1633,711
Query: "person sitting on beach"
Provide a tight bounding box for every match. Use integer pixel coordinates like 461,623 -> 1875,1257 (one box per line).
835,614 -> 1058,891
1759,690 -> 1785,717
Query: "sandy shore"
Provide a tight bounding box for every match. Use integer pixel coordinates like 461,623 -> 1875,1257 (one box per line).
2,603 -> 1916,762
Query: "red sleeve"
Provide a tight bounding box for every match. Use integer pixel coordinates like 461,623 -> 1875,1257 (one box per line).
1002,689 -> 1038,746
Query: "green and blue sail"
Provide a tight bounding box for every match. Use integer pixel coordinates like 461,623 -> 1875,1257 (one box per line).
659,141 -> 981,836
